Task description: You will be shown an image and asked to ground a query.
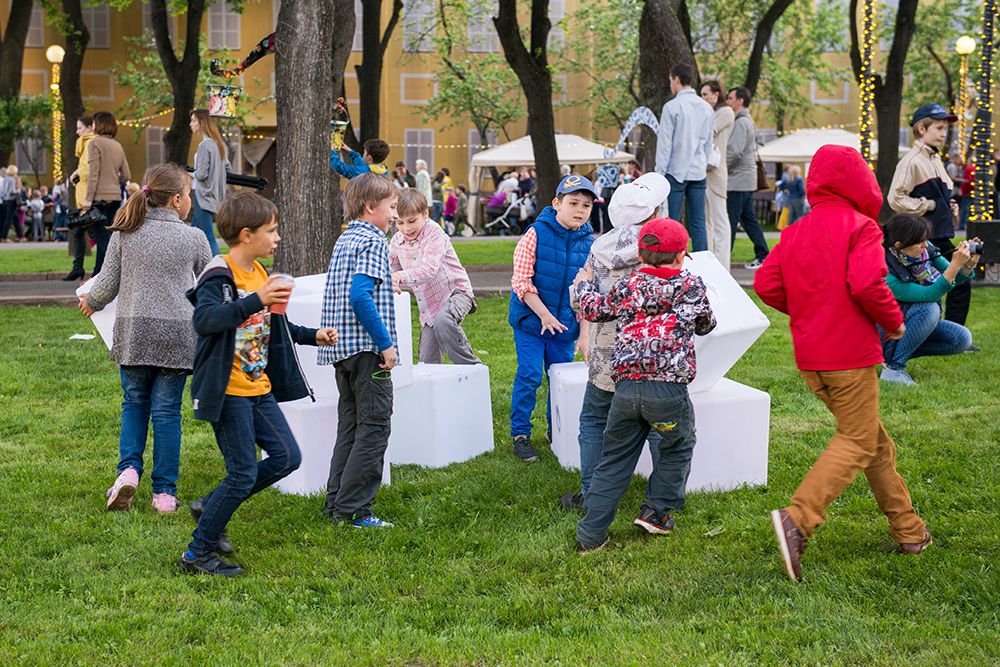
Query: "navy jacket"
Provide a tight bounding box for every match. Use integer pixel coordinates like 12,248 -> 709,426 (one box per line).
187,257 -> 319,423
508,206 -> 594,342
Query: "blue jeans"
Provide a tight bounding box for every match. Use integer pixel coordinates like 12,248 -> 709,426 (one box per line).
727,190 -> 769,261
118,366 -> 187,494
787,198 -> 806,224
959,196 -> 970,230
578,380 -> 696,549
666,175 -> 708,251
578,381 -> 662,495
431,201 -> 444,222
510,329 -> 575,438
191,192 -> 220,255
882,301 -> 972,370
189,393 -> 301,556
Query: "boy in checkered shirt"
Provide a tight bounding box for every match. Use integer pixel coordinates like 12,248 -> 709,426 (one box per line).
319,173 -> 399,528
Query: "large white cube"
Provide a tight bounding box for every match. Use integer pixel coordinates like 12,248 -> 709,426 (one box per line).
273,396 -> 391,495
387,363 -> 494,467
684,251 -> 770,393
548,362 -> 769,492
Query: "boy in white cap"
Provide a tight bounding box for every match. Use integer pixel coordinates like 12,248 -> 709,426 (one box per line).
561,172 -> 671,510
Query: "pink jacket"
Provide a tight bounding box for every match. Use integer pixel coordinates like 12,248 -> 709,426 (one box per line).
389,220 -> 474,326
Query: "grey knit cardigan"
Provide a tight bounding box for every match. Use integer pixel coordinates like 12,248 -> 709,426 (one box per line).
86,207 -> 213,369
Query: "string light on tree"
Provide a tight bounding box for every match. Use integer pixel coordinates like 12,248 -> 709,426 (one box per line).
857,0 -> 878,169
954,36 -> 976,160
971,0 -> 996,222
45,45 -> 65,183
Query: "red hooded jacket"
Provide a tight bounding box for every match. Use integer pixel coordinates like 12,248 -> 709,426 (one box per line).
753,145 -> 903,371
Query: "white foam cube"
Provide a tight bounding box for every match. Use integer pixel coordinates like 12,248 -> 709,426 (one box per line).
387,363 -> 494,467
684,251 -> 770,393
273,396 -> 391,495
548,362 -> 769,492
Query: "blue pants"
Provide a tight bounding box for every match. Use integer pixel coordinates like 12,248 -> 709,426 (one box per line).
191,192 -> 220,255
118,366 -> 187,495
727,190 -> 770,261
577,380 -> 696,549
189,393 -> 301,556
882,301 -> 972,370
666,175 -> 708,252
578,381 -> 662,495
510,329 -> 575,438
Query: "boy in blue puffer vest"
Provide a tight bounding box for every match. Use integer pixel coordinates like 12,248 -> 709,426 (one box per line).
508,175 -> 596,462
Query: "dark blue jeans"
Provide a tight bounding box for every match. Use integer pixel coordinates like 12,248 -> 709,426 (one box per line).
727,190 -> 769,261
666,175 -> 708,251
189,393 -> 302,556
118,366 -> 187,494
578,380 -> 696,549
578,381 -> 661,495
882,301 -> 972,370
510,329 -> 575,438
191,192 -> 220,255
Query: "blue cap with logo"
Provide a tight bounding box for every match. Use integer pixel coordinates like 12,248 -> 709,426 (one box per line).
909,103 -> 958,126
556,174 -> 599,198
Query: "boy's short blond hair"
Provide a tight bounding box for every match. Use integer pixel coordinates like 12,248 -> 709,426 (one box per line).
396,188 -> 429,216
343,172 -> 397,220
912,117 -> 940,139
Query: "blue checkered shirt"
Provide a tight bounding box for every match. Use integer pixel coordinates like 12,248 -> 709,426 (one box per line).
318,220 -> 398,365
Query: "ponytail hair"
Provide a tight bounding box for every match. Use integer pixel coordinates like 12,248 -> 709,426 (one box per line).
191,109 -> 228,161
109,163 -> 191,233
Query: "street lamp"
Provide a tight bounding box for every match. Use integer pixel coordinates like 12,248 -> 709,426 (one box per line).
45,44 -> 65,183
955,36 -> 976,160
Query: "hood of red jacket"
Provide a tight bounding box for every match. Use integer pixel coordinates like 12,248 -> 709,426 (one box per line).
805,145 -> 883,220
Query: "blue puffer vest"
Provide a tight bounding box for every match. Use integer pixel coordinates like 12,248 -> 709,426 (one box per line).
508,206 -> 594,342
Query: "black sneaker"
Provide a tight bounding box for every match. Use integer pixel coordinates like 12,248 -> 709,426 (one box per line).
180,551 -> 243,577
965,344 -> 981,353
577,535 -> 610,554
561,491 -> 584,511
633,508 -> 675,535
513,435 -> 539,462
190,497 -> 234,555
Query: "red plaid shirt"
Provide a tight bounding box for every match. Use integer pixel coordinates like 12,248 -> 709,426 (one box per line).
389,221 -> 473,326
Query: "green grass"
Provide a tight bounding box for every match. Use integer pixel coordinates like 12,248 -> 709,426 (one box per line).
1,292 -> 998,664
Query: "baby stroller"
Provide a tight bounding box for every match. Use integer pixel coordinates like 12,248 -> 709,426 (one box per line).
484,193 -> 536,236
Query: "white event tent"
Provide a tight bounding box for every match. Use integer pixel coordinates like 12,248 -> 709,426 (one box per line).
756,128 -> 891,164
467,134 -> 635,230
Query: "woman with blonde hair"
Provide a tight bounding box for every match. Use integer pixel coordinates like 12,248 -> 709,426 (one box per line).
189,109 -> 229,255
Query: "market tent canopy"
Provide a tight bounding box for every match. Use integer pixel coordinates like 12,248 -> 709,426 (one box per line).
468,134 -> 635,229
757,128 -> 895,163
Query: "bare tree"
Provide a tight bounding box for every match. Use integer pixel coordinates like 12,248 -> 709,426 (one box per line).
0,0 -> 35,163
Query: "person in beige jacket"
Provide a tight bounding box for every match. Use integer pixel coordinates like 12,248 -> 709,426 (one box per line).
701,80 -> 735,269
82,111 -> 131,277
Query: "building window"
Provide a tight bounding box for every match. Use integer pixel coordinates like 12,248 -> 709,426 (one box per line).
899,128 -> 911,148
549,0 -> 565,49
404,129 -> 434,173
141,3 -> 175,40
467,2 -> 498,53
147,127 -> 166,167
552,74 -> 568,105
403,0 -> 435,53
16,138 -> 47,176
809,81 -> 849,105
82,3 -> 110,49
400,73 -> 437,105
353,0 -> 364,51
23,4 -> 45,48
208,3 -> 241,50
468,128 -> 498,166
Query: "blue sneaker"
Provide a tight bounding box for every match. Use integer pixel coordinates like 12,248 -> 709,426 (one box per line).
351,515 -> 394,528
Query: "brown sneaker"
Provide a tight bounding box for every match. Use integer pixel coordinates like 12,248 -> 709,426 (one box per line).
898,528 -> 932,554
771,508 -> 807,581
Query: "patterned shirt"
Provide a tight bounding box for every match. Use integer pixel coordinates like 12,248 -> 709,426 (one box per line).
575,268 -> 716,384
389,220 -> 474,327
510,227 -> 540,299
224,256 -> 272,396
319,220 -> 398,365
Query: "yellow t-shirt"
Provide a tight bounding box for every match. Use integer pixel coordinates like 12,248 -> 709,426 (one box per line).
224,256 -> 272,396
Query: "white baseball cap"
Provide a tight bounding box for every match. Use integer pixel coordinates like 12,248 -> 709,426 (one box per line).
607,172 -> 670,228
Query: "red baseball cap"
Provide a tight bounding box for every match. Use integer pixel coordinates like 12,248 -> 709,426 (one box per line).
638,217 -> 689,253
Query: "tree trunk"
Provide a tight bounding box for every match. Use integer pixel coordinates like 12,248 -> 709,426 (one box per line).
639,0 -> 697,115
149,0 -> 207,165
744,0 -> 795,96
494,0 -> 560,201
850,0 -> 919,207
274,0 -> 343,276
0,0 -> 34,163
60,0 -> 89,185
354,0 -> 402,145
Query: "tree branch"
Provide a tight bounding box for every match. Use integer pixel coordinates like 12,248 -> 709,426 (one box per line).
380,0 -> 403,55
926,43 -> 954,104
744,0 -> 794,95
149,0 -> 178,75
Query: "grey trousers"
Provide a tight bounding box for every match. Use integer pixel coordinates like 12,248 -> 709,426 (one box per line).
324,351 -> 393,521
418,290 -> 481,365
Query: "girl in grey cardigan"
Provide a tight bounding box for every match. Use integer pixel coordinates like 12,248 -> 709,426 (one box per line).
80,164 -> 212,514
189,109 -> 229,255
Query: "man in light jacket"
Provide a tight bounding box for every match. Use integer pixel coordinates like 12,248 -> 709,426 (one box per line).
726,86 -> 770,269
655,64 -> 715,252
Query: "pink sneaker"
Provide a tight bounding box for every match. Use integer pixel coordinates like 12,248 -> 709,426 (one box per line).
151,493 -> 179,514
106,468 -> 139,511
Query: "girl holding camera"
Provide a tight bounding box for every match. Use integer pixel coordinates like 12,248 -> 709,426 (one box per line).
881,213 -> 981,386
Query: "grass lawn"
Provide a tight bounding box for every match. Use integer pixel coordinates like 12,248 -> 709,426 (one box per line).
1,292 -> 998,664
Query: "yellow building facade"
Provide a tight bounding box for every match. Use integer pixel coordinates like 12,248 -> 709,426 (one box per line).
4,0 -> 864,189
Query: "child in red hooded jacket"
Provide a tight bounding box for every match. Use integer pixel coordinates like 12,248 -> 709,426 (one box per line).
753,145 -> 931,582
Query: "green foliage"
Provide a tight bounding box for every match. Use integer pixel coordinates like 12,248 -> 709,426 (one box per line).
0,95 -> 53,177
900,0 -> 980,114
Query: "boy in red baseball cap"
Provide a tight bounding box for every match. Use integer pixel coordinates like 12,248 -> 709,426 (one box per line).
571,217 -> 716,553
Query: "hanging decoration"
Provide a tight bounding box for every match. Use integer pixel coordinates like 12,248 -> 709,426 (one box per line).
330,97 -> 351,150
210,33 -> 276,79
971,0 -> 997,222
207,83 -> 242,118
857,0 -> 878,169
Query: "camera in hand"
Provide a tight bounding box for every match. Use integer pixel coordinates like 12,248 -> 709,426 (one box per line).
967,240 -> 984,255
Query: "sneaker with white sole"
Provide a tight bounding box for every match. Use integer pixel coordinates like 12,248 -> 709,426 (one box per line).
633,508 -> 675,535
152,493 -> 179,513
745,258 -> 765,270
352,515 -> 394,528
106,467 -> 139,511
881,367 -> 917,386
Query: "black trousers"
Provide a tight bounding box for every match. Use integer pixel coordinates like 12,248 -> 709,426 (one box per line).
324,351 -> 393,521
930,237 -> 972,325
71,200 -> 121,275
